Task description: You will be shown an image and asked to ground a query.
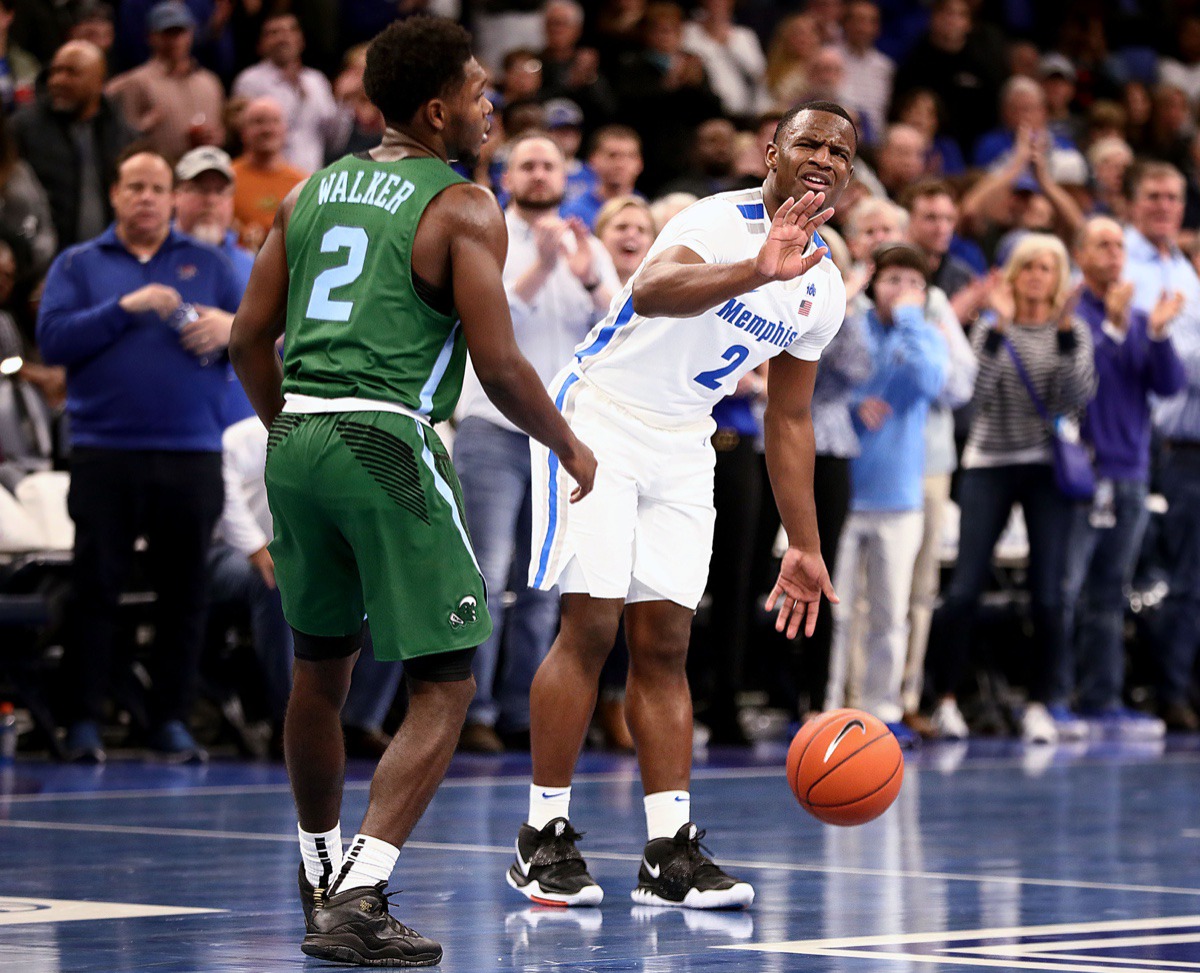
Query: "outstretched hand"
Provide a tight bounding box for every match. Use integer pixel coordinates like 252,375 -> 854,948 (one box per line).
765,547 -> 838,639
754,192 -> 834,283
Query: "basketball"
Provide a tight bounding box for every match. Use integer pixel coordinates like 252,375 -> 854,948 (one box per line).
786,709 -> 904,826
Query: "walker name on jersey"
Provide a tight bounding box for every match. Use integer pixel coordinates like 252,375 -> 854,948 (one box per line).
715,298 -> 801,349
316,170 -> 415,214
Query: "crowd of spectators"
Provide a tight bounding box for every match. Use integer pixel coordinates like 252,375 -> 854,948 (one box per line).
4,0 -> 1200,761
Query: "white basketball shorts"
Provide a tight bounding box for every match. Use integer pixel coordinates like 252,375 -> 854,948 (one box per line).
528,368 -> 717,610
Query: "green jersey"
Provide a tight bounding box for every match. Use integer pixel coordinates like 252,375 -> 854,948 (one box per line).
283,154 -> 469,423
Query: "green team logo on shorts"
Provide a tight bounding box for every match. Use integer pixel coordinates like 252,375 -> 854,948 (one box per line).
449,596 -> 479,630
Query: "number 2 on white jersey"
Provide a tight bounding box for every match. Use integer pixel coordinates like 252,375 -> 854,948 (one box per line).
305,225 -> 369,322
694,344 -> 750,390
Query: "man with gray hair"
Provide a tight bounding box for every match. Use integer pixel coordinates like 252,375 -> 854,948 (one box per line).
541,0 -> 617,125
876,124 -> 930,200
973,74 -> 1080,169
1125,162 -> 1200,732
1058,215 -> 1185,738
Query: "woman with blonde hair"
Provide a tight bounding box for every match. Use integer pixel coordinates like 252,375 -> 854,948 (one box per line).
594,195 -> 656,285
928,234 -> 1096,744
764,13 -> 821,106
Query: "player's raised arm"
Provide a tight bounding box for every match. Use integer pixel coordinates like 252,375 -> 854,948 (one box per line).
631,191 -> 833,319
445,183 -> 596,501
762,351 -> 838,639
230,182 -> 304,427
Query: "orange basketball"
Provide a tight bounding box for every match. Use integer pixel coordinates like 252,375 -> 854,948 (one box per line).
786,709 -> 904,826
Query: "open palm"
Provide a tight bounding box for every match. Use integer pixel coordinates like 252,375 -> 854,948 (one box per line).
766,547 -> 838,639
755,192 -> 835,282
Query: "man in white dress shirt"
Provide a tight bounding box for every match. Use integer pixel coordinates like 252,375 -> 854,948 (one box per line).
231,12 -> 351,174
454,133 -> 618,753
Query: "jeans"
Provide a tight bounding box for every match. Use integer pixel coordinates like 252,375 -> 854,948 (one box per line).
454,417 -> 558,731
932,464 -> 1073,702
64,449 -> 223,726
1155,448 -> 1200,707
208,541 -> 293,722
1056,479 -> 1149,711
207,543 -> 403,730
825,509 -> 924,724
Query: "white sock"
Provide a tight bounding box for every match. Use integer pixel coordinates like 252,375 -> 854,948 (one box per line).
644,790 -> 690,840
330,834 -> 400,895
528,783 -> 572,830
298,822 -> 342,890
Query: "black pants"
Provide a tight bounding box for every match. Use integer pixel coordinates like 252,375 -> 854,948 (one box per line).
796,454 -> 852,711
64,448 -> 223,726
748,452 -> 851,714
691,434 -> 762,716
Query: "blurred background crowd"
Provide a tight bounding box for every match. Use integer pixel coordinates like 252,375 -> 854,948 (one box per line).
3,0 -> 1200,765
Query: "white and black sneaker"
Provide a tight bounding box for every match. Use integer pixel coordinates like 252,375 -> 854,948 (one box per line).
506,817 -> 604,906
631,823 -> 754,910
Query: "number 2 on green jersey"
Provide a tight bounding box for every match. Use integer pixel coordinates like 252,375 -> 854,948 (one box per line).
305,225 -> 368,322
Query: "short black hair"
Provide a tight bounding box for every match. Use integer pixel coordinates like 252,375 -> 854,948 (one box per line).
872,241 -> 929,282
364,16 -> 474,127
773,100 -> 859,149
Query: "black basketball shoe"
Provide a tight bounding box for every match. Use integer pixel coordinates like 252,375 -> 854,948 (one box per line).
300,883 -> 442,967
298,864 -> 327,931
506,817 -> 604,906
631,823 -> 754,909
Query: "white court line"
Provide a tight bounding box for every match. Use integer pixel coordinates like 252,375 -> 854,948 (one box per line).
963,931 -> 1200,955
737,946 -> 1190,973
721,915 -> 1200,973
0,765 -> 785,804
996,954 -> 1200,970
8,750 -> 1200,805
3,820 -> 1199,899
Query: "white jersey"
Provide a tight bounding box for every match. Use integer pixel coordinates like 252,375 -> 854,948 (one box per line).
571,187 -> 846,427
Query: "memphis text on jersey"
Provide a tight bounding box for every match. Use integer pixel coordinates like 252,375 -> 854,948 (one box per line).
714,297 -> 802,349
316,169 -> 415,214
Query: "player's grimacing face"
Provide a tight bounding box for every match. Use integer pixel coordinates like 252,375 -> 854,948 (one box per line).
768,112 -> 855,210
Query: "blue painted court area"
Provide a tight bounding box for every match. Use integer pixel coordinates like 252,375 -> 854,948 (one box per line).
2,740 -> 1200,972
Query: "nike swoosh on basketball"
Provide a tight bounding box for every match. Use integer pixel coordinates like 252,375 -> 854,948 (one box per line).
642,857 -> 661,879
823,719 -> 866,763
515,840 -> 533,876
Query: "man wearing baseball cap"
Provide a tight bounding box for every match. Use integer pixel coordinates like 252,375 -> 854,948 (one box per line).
175,146 -> 254,292
105,1 -> 225,162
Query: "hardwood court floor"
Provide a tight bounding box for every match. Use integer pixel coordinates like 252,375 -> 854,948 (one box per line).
1,737 -> 1199,972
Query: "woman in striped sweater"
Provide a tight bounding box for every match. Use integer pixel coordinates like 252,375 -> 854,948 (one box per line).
929,233 -> 1097,744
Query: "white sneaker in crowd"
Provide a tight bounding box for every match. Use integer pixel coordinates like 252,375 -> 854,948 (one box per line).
1022,703 -> 1059,744
932,698 -> 969,740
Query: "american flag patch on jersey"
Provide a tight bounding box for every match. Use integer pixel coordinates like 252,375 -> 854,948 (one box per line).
798,299 -> 813,316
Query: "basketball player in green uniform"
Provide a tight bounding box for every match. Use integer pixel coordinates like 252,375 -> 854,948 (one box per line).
229,17 -> 595,967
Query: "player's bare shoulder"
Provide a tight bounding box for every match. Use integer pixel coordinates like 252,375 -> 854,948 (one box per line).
427,181 -> 506,244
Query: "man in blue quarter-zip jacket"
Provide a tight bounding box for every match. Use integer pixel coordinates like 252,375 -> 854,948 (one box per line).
37,148 -> 242,764
823,242 -> 948,748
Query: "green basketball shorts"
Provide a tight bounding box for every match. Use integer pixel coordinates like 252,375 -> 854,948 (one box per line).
264,410 -> 492,662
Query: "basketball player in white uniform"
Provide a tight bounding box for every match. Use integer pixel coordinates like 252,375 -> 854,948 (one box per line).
507,102 -> 857,910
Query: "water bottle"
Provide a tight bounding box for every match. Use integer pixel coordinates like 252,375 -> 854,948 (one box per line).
167,301 -> 200,333
0,702 -> 16,762
167,303 -> 210,366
